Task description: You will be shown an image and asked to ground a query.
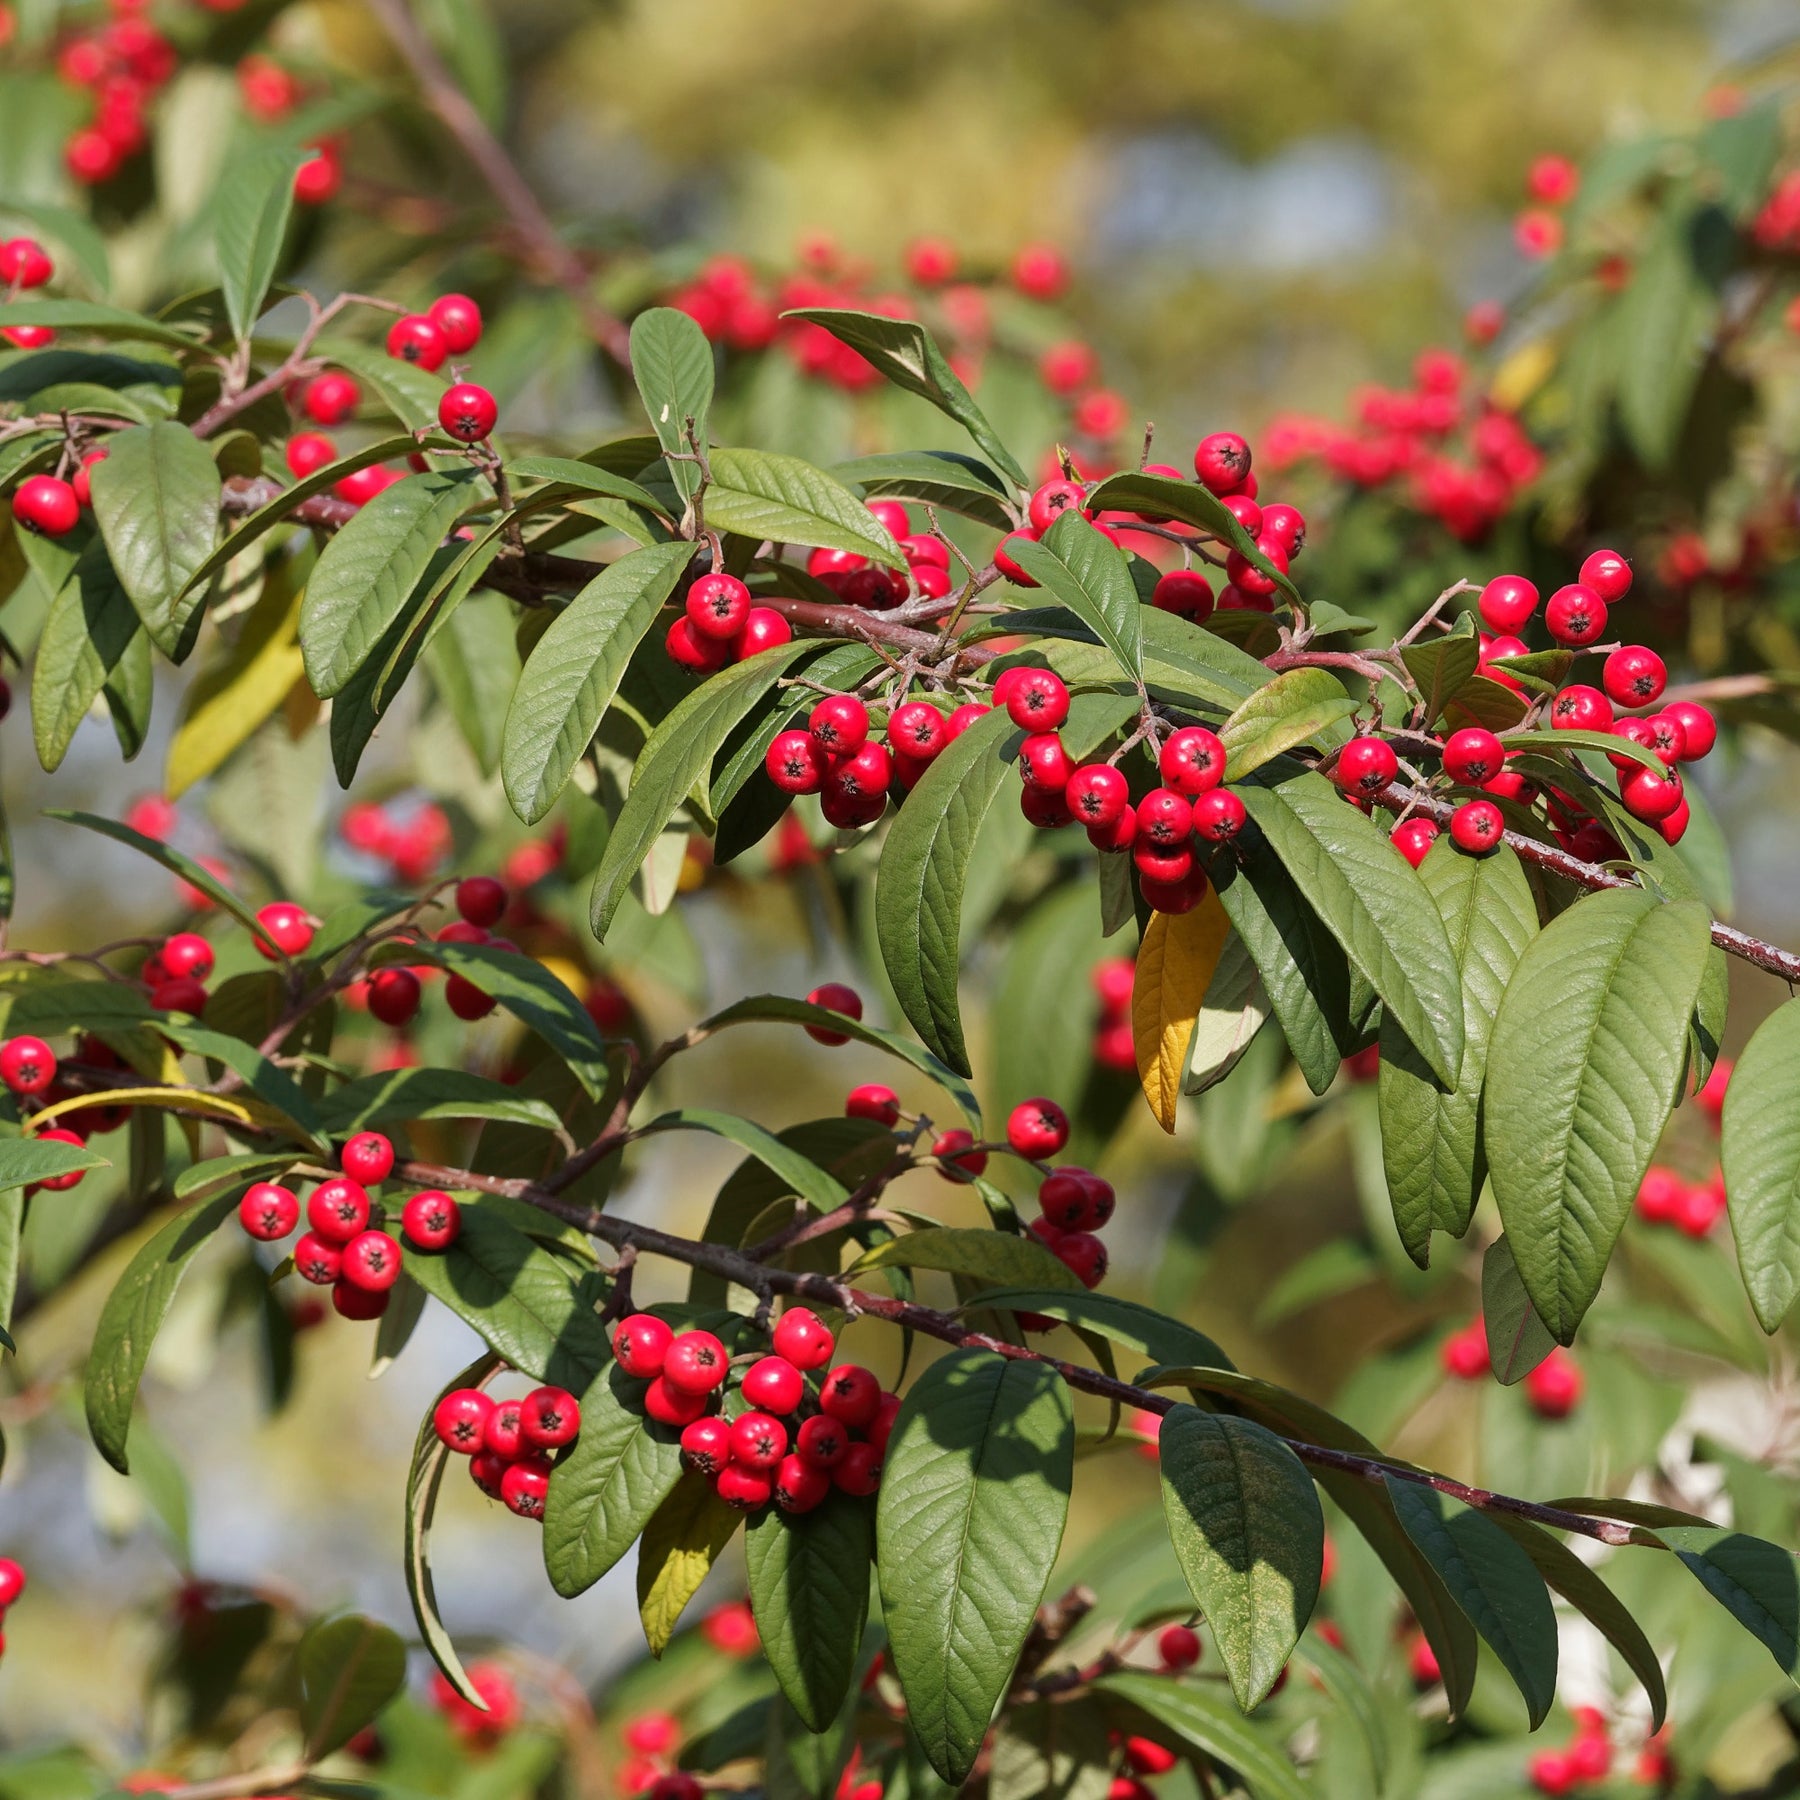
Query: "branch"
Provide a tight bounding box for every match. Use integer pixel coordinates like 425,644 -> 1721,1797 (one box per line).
362,0 -> 633,367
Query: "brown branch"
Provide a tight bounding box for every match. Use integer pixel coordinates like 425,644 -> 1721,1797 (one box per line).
362,0 -> 633,367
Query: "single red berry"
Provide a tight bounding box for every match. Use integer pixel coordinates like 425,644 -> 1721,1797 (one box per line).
1545,583 -> 1608,647
803,982 -> 862,1045
1523,1347 -> 1582,1419
401,1190 -> 461,1251
615,1312 -> 673,1378
1007,1097 -> 1069,1160
889,700 -> 949,761
500,1455 -> 552,1519
901,533 -> 950,570
820,1363 -> 882,1429
1055,1230 -> 1108,1288
239,1182 -> 299,1241
453,876 -> 507,929
1224,536 -> 1289,598
1135,840 -> 1194,885
1136,787 -> 1193,848
1005,669 -> 1070,731
741,1355 -> 805,1414
771,1306 -> 835,1371
368,967 -> 421,1027
438,382 -> 498,443
1440,1320 -> 1488,1380
1138,862 -> 1212,915
1151,569 -> 1215,620
160,932 -> 213,981
11,475 -> 79,537
1333,736 -> 1398,798
844,1083 -> 901,1128
0,1036 -> 56,1096
468,1449 -> 509,1498
428,293 -> 483,354
1158,1623 -> 1202,1670
1159,726 -> 1226,796
1219,492 -> 1263,535
1019,732 -> 1073,792
1124,1738 -> 1179,1777
867,1392 -> 901,1454
1193,431 -> 1252,494
1448,799 -> 1504,854
520,1385 -> 581,1450
932,1127 -> 987,1182
665,615 -> 729,674
808,694 -> 869,758
307,1178 -> 371,1245
1390,817 -> 1439,868
767,729 -> 826,795
663,1329 -> 730,1396
303,372 -> 360,425
716,1463 -> 773,1511
434,1388 -> 495,1454
150,975 -> 208,1015
445,975 -> 496,1021
774,1453 -> 833,1514
71,450 -> 107,508
1087,802 -> 1136,853
644,1376 -> 709,1427
1191,787 -> 1246,843
1477,574 -> 1538,633
686,573 -> 752,642
1578,548 -> 1632,602
0,238 -> 52,288
1550,684 -> 1613,732
1661,700 -> 1716,760
333,1278 -> 390,1321
1065,764 -> 1129,827
285,432 -> 337,479
648,1774 -> 705,1800
1635,1165 -> 1684,1226
386,313 -> 448,369
1442,727 -> 1504,786
1259,502 -> 1306,555
795,1414 -> 848,1469
1620,763 -> 1682,821
729,1410 -> 789,1470
1012,242 -> 1068,299
292,1231 -> 342,1285
733,608 -> 792,657
623,1714 -> 681,1758
1027,479 -> 1088,535
680,1415 -> 732,1476
1642,713 -> 1687,764
1602,645 -> 1666,707
254,901 -> 313,960
340,1229 -> 403,1292
832,1441 -> 883,1496
479,1397 -> 524,1458
1407,1633 -> 1442,1687
341,1131 -> 395,1185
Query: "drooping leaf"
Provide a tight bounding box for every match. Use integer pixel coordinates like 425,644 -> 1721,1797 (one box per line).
505,454 -> 668,516
877,1349 -> 1074,1785
1486,887 -> 1713,1341
1184,930 -> 1267,1096
1158,1406 -> 1322,1707
46,808 -> 268,942
640,1107 -> 849,1215
1481,1235 -> 1556,1385
0,1135 -> 111,1190
31,537 -> 146,773
1132,893 -> 1230,1134
1004,512 -> 1144,686
314,1067 -> 563,1134
298,1612 -> 407,1757
704,448 -> 906,569
1093,1672 -> 1307,1800
968,1290 -> 1234,1372
833,450 -> 1014,531
630,307 -> 715,507
216,144 -> 305,343
637,1474 -> 743,1655
1218,668 -> 1357,781
1721,998 -> 1800,1332
1654,1526 -> 1800,1685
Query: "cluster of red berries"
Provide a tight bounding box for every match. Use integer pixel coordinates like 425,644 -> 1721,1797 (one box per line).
432,1374 -> 582,1521
805,501 -> 962,608
339,796 -> 455,884
429,1662 -> 523,1744
615,1712 -> 702,1800
235,1129 -> 465,1324
236,53 -> 303,122
1634,1058 -> 1732,1237
665,571 -> 794,676
1514,152 -> 1580,260
52,7 -> 181,188
1090,958 -> 1137,1073
1528,1706 -> 1618,1796
1,232 -> 54,351
1262,349 -> 1543,542
0,1557 -> 25,1658
0,1034 -> 128,1179
612,1306 -> 894,1515
1441,1321 -> 1584,1418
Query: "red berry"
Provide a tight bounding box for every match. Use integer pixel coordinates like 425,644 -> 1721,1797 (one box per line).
741,1355 -> 805,1414
615,1312 -> 673,1378
150,975 -> 208,1015
1224,536 -> 1289,598
1642,712 -> 1687,764
804,982 -> 862,1045
663,1329 -> 730,1395
254,901 -> 313,959
767,730 -> 827,795
771,1307 -> 835,1371
716,1464 -> 773,1510
239,1182 -> 299,1241
1477,574 -> 1538,633
1259,502 -> 1306,555
1151,569 -> 1215,620
1019,732 -> 1073,792
733,608 -> 792,657
819,1363 -> 882,1429
1012,243 -> 1068,299
0,238 -> 52,288
808,694 -> 869,758
665,615 -> 729,674
1054,1230 -> 1108,1288
340,1229 -> 403,1292
500,1455 -> 551,1519
1334,736 -> 1398,798
285,432 -> 337,479
1620,764 -> 1683,822
1550,684 -> 1613,732
932,1127 -> 987,1182
1635,1164 -> 1684,1225
0,1036 -> 56,1096
1544,583 -> 1608,647
1005,669 -> 1070,731
795,1414 -> 848,1469
1193,431 -> 1252,494
729,1410 -> 788,1470
468,1450 -> 509,1498
1449,799 -> 1504,854
774,1452 -> 833,1513
1087,802 -> 1136,853
454,876 -> 507,929
386,314 -> 448,369
680,1416 -> 732,1476
1523,1347 -> 1582,1419
867,1392 -> 901,1454
304,372 -> 360,426
1135,840 -> 1193,885
1027,479 -> 1088,535
341,1131 -> 395,1184
1442,727 -> 1504,786
434,1388 -> 494,1454
1064,765 -> 1129,828
623,1714 -> 681,1758
293,1232 -> 343,1285
438,383 -> 498,443
844,1083 -> 900,1128
428,294 -> 483,354
71,450 -> 106,507
1186,788 -> 1242,844
11,475 -> 79,537
160,932 -> 213,981
1578,548 -> 1632,602
1158,1623 -> 1201,1670
889,700 -> 949,760
1661,700 -> 1716,760
832,1441 -> 883,1496
1221,493 -> 1263,535
520,1385 -> 581,1450
1138,862 -> 1212,915
307,1178 -> 370,1245
479,1398 -> 524,1458
686,573 -> 752,641
644,1376 -> 709,1427
1007,1097 -> 1069,1161
1602,645 -> 1666,707
1390,817 -> 1439,868
1160,726 -> 1226,796
333,1278 -> 390,1321
1124,1739 -> 1178,1777
402,1189 -> 461,1250
1440,1321 -> 1488,1380
367,967 -> 421,1027
1136,787 -> 1193,848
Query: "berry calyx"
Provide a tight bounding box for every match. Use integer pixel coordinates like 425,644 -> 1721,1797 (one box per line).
340,1229 -> 403,1292
1550,684 -> 1613,732
889,700 -> 949,761
239,1182 -> 299,1241
1191,788 -> 1246,843
1193,431 -> 1251,494
795,1414 -> 848,1469
804,982 -> 862,1044
160,932 -> 213,980
520,1385 -> 581,1450
680,1416 -> 732,1476
767,730 -> 827,795
500,1456 -> 552,1519
808,694 -> 869,758
1601,645 -> 1666,707
438,383 -> 498,443
1065,765 -> 1130,828
385,313 -> 447,369
292,1232 -> 342,1285
716,1464 -> 773,1511
728,1411 -> 788,1470
1027,479 -> 1088,534
306,1178 -> 371,1245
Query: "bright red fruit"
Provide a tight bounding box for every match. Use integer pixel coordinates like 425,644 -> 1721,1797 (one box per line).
341,1131 -> 394,1184
1449,799 -> 1504,854
741,1355 -> 805,1413
1151,569 -> 1215,620
340,1229 -> 403,1292
1160,726 -> 1226,796
433,1389 -> 494,1454
1477,574 -> 1538,633
386,314 -> 447,369
1004,669 -> 1070,731
771,1307 -> 835,1371
1545,583 -> 1608,647
239,1182 -> 299,1241
1602,645 -> 1666,707
521,1386 -> 581,1449
0,1036 -> 56,1095
804,982 -> 862,1044
438,382 -> 498,443
1333,736 -> 1398,798
306,1178 -> 370,1245
11,475 -> 79,537
1193,431 -> 1252,494
402,1189 -> 461,1250
1524,1347 -> 1582,1418
844,1083 -> 900,1128
1391,817 -> 1439,868
1065,765 -> 1129,828
428,293 -> 483,353
1158,1624 -> 1201,1670
615,1312 -> 673,1378
1007,1098 -> 1069,1160
254,902 -> 313,959
686,573 -> 752,641
820,1363 -> 882,1428
662,1330 -> 730,1395
1578,547 -> 1632,601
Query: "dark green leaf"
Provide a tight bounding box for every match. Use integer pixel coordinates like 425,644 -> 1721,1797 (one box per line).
833,451 -> 1013,532
0,1135 -> 111,1189
1721,997 -> 1800,1332
630,307 -> 715,507
1399,619 -> 1481,726
505,454 -> 667,516
298,1612 -> 407,1757
30,536 -> 145,773
1655,1526 -> 1800,1684
0,299 -> 197,348
965,1290 -> 1233,1372
1004,512 -> 1143,686
1093,1672 -> 1307,1800
705,448 -> 905,569
216,145 -> 304,343
1218,667 -> 1357,781
640,1107 -> 848,1214
1482,1235 -> 1556,1385
314,1067 -> 563,1134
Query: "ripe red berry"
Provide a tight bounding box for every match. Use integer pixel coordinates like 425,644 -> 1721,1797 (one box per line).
1005,669 -> 1070,731
71,450 -> 106,508
615,1312 -> 673,1378
1136,788 -> 1193,849
1055,1230 -> 1108,1288
1334,736 -> 1398,798
666,615 -> 729,674
438,382 -> 498,443
333,1278 -> 391,1321
292,1231 -> 342,1285
1158,1623 -> 1201,1670
1027,479 -> 1088,535
455,875 -> 507,928
477,1398 -> 524,1458
820,1363 -> 882,1429
1190,788 -> 1246,843
771,1306 -> 835,1371
150,974 -> 208,1014
254,901 -> 313,959
729,1410 -> 789,1470
1477,574 -> 1538,633
11,475 -> 79,537
716,1463 -> 773,1511
1549,684 -> 1613,732
663,1329 -> 730,1395
733,607 -> 793,657
1544,583 -> 1608,647
1259,502 -> 1306,555
1523,1346 -> 1582,1418
1390,817 -> 1439,868
340,1229 -> 403,1291
500,1455 -> 552,1519
285,431 -> 337,481
1138,862 -> 1212,915
1601,645 -> 1666,707
0,1036 -> 56,1096
867,1392 -> 901,1454
844,1083 -> 900,1128
932,1127 -> 987,1182
680,1416 -> 732,1476
686,573 -> 752,641
644,1376 -> 709,1427
889,700 -> 949,761
386,313 -> 448,369
1038,1168 -> 1114,1231
1088,802 -> 1136,853
767,729 -> 827,795
1641,713 -> 1686,764
1620,763 -> 1682,821
444,974 -> 496,1021
1159,726 -> 1226,797
1012,242 -> 1068,299
434,1388 -> 495,1454
1007,1097 -> 1069,1160
468,1450 -> 509,1498
741,1355 -> 805,1414
160,932 -> 213,981
804,982 -> 862,1044
1019,732 -> 1073,792
0,238 -> 52,288
808,694 -> 869,758
1578,548 -> 1632,602
239,1182 -> 299,1241
303,372 -> 360,425
521,1385 -> 581,1450
428,293 -> 483,354
1151,569 -> 1215,620
307,1178 -> 371,1245
832,1442 -> 883,1497
1193,431 -> 1252,495
402,1189 -> 461,1251
1442,727 -> 1504,785
1064,765 -> 1129,828
1449,800 -> 1504,854
341,1131 -> 395,1184
795,1414 -> 848,1469
1224,537 -> 1288,598
1660,700 -> 1716,761
774,1453 -> 833,1514
368,967 -> 421,1027
1440,1320 -> 1488,1380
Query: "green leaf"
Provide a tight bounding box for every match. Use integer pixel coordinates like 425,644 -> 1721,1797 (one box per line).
877,1348 -> 1074,1785
30,536 -> 145,773
84,1192 -> 238,1472
158,1020 -> 327,1148
1004,512 -> 1144,686
298,1612 -> 407,1757
0,199 -> 112,297
314,1067 -> 563,1134
1721,997 -> 1800,1332
542,1361 -> 685,1597
505,454 -> 667,516
745,1495 -> 873,1731
312,337 -> 448,431
1654,1526 -> 1800,1683
783,309 -> 1029,490
990,1701 -> 1112,1800
216,145 -> 304,343
1378,838 -> 1539,1264
87,424 -> 221,657
705,448 -> 905,569
590,640 -> 816,936
833,451 -> 1014,532
1399,619 -> 1482,726
637,1474 -> 743,1654
0,299 -> 197,348
1092,1672 -> 1307,1800
501,540 -> 694,824
967,1290 -> 1234,1372
1384,1478 -> 1558,1727
1486,887 -> 1713,1341
402,1206 -> 612,1390
0,1135 -> 110,1189
1218,667 -> 1357,781
1297,1635 -> 1388,1786
299,470 -> 480,697
850,1227 -> 1081,1291
1481,1235 -> 1556,1385
1237,771 -> 1463,1086
1499,726 -> 1665,780
1157,1406 -> 1322,1707
630,307 -> 715,507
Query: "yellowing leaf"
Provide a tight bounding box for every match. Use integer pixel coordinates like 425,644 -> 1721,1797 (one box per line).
636,1475 -> 741,1655
1133,892 -> 1231,1134
30,1085 -> 296,1139
1488,337 -> 1557,415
